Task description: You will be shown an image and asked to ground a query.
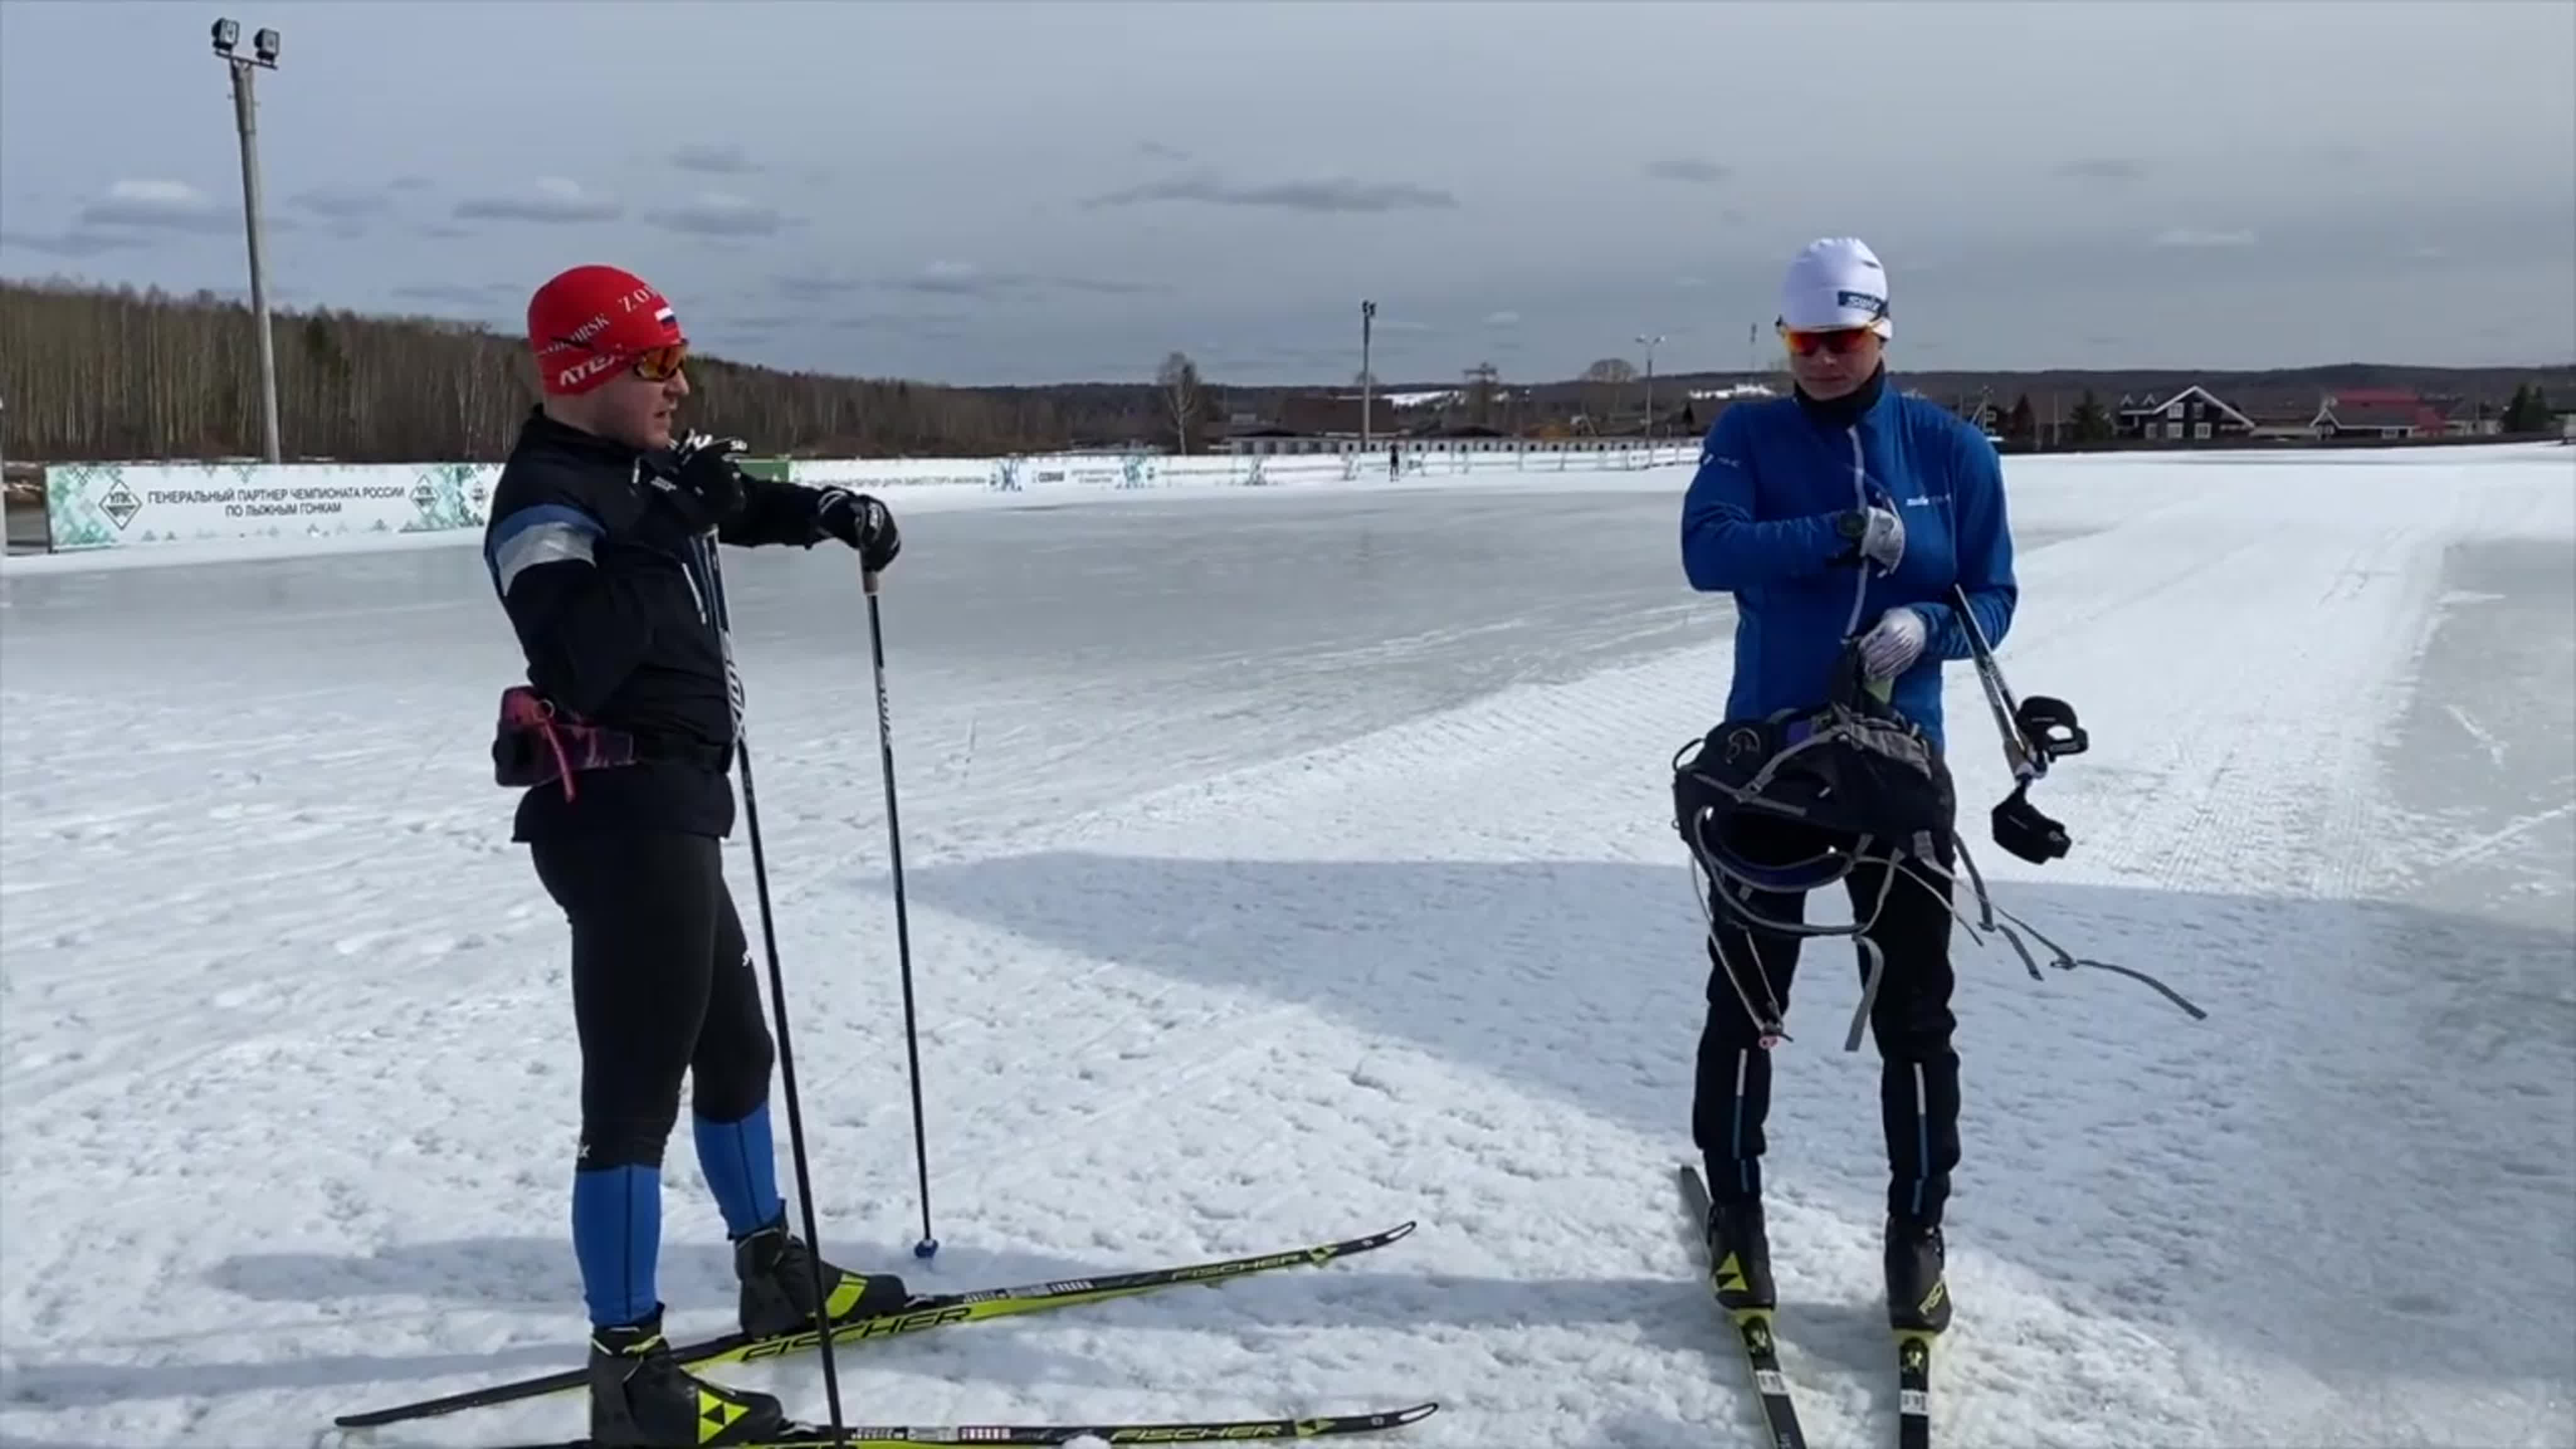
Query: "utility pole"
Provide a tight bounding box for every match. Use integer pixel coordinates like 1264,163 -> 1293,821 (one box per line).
212,18 -> 284,464
1360,299 -> 1375,453
1634,333 -> 1663,441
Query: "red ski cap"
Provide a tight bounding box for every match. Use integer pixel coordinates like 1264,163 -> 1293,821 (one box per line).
527,264 -> 686,396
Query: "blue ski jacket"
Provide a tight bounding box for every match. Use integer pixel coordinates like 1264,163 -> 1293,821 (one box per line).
1679,377 -> 2017,755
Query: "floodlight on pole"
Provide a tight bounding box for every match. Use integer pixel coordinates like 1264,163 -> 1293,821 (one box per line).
211,15 -> 283,464
1635,333 -> 1664,441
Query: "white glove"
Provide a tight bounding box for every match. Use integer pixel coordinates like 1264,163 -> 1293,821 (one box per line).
1858,607 -> 1928,680
1855,505 -> 1905,572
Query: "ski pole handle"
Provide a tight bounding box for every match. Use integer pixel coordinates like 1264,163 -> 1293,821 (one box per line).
862,565 -> 881,596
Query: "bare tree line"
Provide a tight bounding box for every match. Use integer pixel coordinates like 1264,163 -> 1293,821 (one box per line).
16,279 -> 2545,469
0,279 -> 1187,464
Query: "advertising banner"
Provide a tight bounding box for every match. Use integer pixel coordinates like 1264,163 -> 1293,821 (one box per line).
45,461 -> 494,552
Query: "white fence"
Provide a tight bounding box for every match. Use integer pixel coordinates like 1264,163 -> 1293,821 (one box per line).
30,443 -> 1696,554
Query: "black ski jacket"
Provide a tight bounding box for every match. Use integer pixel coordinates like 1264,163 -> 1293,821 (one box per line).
480,408 -> 836,842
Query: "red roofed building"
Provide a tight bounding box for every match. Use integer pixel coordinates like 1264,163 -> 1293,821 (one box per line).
2312,389 -> 2447,439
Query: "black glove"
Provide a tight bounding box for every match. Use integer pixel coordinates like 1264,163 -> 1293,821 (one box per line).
643,432 -> 748,535
817,487 -> 900,572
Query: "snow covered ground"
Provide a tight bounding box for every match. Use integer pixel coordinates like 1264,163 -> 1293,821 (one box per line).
3,445 -> 2572,1448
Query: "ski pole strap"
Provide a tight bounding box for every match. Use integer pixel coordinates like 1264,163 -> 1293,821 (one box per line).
1924,840 -> 2209,1021
1990,782 -> 2072,864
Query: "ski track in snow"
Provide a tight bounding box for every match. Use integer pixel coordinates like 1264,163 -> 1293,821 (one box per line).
3,447 -> 2572,1448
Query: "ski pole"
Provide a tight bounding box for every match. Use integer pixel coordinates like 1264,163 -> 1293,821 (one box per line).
697,535 -> 849,1440
863,563 -> 938,1261
1951,582 -> 2037,781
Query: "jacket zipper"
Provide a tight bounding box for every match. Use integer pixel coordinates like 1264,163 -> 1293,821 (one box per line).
1842,428 -> 1869,636
682,530 -> 745,743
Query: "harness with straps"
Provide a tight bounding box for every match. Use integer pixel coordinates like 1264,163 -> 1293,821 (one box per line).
1672,619 -> 2205,1053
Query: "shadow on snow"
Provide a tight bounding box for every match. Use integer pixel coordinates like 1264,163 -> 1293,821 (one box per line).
21,852 -> 2561,1438
885,850 -> 2575,1402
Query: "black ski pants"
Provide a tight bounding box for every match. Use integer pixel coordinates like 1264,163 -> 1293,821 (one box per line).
531,830 -> 774,1172
1692,819 -> 1962,1227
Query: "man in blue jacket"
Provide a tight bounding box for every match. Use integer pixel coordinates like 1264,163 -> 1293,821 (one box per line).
1677,236 -> 2016,1340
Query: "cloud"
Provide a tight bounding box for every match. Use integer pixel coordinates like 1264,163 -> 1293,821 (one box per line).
1644,158 -> 1729,186
0,228 -> 155,258
669,143 -> 761,176
389,175 -> 433,192
453,177 -> 621,224
1083,170 -> 1458,214
647,192 -> 792,236
2058,156 -> 2148,183
392,282 -> 518,306
1047,275 -> 1170,296
4,179 -> 257,254
291,186 -> 394,222
774,264 -> 1169,302
716,313 -> 812,333
2150,226 -> 2259,248
1138,140 -> 1191,162
824,312 -> 966,335
384,282 -> 520,330
901,258 -> 998,296
199,283 -> 305,308
1484,310 -> 1521,327
79,179 -> 234,234
774,270 -> 870,299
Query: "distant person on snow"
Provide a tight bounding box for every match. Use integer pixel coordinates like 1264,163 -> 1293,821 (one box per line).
480,263 -> 905,1447
1675,236 -> 2018,1341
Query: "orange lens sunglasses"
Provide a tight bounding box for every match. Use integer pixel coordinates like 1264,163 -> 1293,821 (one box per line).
628,342 -> 688,381
548,336 -> 689,381
1777,325 -> 1877,357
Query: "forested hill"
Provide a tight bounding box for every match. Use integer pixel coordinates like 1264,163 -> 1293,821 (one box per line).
0,280 -> 1179,464
3,278 -> 2563,464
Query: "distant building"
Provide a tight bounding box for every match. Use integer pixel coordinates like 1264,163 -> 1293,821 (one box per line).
2242,406 -> 2323,442
2428,397 -> 2503,436
2116,385 -> 2257,443
1954,393 -> 2005,441
2311,389 -> 2447,440
1274,392 -> 1374,437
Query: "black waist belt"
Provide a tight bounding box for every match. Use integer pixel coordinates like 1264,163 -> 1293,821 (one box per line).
493,685 -> 732,799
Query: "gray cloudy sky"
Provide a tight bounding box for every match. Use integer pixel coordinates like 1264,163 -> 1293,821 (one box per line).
3,0 -> 2571,387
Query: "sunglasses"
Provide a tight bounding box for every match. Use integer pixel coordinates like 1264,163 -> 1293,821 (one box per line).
627,343 -> 688,382
549,335 -> 689,382
1777,325 -> 1877,357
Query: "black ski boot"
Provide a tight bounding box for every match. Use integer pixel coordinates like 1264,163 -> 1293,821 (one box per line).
1885,1216 -> 1951,1334
1702,1196 -> 1776,1313
735,1211 -> 911,1338
588,1307 -> 786,1448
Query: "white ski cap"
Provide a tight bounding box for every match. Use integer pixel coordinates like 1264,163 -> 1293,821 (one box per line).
1779,236 -> 1892,338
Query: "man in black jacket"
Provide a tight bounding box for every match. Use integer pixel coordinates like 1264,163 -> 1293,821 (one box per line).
482,263 -> 906,1447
